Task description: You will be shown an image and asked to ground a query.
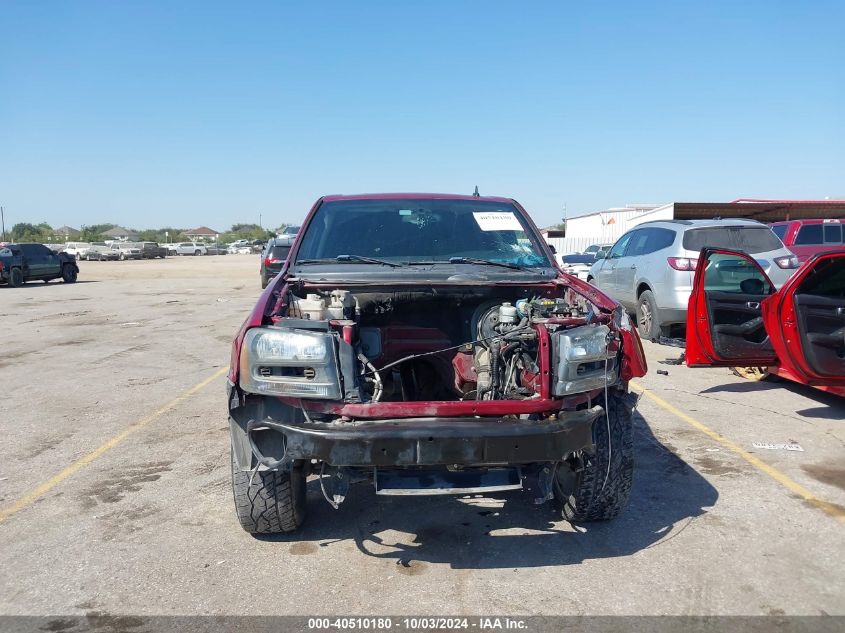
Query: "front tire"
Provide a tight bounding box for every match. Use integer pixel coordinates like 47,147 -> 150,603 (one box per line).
61,264 -> 78,283
636,289 -> 661,341
231,448 -> 307,534
194,250 -> 201,256
554,391 -> 635,522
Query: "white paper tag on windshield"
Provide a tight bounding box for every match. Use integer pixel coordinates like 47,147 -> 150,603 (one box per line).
473,211 -> 523,231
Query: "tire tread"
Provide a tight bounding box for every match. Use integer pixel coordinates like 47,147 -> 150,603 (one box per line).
557,391 -> 635,522
230,450 -> 304,533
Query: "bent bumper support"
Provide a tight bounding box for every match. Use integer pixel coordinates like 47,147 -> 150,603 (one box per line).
231,405 -> 603,472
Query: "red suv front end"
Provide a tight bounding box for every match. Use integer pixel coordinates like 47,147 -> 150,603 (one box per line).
227,194 -> 647,533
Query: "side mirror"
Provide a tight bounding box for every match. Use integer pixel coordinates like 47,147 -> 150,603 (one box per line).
548,244 -> 557,254
595,251 -> 607,260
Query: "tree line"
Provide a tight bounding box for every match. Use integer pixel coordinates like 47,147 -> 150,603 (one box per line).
4,222 -> 289,244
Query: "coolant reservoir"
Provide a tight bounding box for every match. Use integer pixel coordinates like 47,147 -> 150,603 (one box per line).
326,289 -> 355,320
294,294 -> 326,320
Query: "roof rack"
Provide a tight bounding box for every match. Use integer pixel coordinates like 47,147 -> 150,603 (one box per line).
635,219 -> 695,226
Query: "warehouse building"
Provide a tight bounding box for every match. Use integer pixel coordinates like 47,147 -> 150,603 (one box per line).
548,199 -> 844,255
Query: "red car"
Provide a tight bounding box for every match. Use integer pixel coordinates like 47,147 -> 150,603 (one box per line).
686,247 -> 845,396
227,193 -> 648,533
770,218 -> 845,264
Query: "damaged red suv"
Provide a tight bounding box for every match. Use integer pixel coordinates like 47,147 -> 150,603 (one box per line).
227,194 -> 647,533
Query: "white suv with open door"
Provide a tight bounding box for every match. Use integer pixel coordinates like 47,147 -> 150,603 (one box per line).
588,219 -> 798,340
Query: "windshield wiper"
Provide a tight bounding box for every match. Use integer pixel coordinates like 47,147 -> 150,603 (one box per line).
445,256 -> 529,271
297,255 -> 404,268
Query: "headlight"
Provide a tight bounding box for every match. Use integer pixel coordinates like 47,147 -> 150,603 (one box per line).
239,327 -> 341,399
552,324 -> 617,396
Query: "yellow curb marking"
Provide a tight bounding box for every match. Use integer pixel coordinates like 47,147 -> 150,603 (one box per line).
630,380 -> 845,524
0,366 -> 228,524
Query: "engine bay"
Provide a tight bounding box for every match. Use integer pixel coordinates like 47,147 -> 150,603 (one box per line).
243,283 -> 620,407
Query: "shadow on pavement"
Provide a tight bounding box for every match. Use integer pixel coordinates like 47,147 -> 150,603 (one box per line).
702,377 -> 845,415
14,280 -> 100,288
256,412 -> 719,569
699,381 -> 783,394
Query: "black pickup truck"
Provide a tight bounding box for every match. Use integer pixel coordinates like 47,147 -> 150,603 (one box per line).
0,243 -> 79,286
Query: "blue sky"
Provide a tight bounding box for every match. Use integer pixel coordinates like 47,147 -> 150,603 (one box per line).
1,1 -> 843,231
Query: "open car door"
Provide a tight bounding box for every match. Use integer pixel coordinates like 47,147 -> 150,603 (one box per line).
686,248 -> 779,367
762,251 -> 845,387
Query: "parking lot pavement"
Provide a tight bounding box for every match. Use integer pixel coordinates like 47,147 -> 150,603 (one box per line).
0,257 -> 843,616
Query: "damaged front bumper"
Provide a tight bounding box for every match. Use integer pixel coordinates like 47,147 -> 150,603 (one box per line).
229,385 -> 602,472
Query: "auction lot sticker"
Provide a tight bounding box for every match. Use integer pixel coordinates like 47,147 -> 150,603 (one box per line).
473,211 -> 523,231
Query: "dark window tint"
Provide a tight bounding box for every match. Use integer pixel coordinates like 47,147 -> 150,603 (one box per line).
703,252 -> 773,295
561,254 -> 596,264
625,231 -> 650,257
20,244 -> 50,258
627,228 -> 676,257
648,228 -> 677,252
797,257 -> 845,298
794,224 -> 824,245
771,225 -> 787,241
608,233 -> 633,259
625,228 -> 675,257
682,226 -> 783,253
270,245 -> 291,260
823,224 -> 842,244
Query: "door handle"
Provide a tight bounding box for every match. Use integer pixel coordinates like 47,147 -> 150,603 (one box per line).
746,301 -> 761,310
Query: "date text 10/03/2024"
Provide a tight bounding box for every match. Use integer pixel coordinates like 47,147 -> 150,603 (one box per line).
307,618 -> 528,630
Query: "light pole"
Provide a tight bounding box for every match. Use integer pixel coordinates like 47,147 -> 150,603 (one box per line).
1,206 -> 5,241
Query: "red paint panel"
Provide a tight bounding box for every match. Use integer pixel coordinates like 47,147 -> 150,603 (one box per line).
764,251 -> 845,387
278,391 -> 602,419
685,248 -> 778,367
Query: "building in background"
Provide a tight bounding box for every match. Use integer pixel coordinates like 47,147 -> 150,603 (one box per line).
184,226 -> 220,242
53,225 -> 80,240
103,226 -> 139,242
546,204 -> 662,254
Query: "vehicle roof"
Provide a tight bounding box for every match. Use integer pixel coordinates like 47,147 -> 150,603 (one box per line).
635,218 -> 767,229
320,192 -> 515,204
770,218 -> 842,226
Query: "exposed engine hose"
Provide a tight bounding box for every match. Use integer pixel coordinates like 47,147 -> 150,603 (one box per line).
362,324 -> 534,377
357,352 -> 383,403
319,462 -> 340,510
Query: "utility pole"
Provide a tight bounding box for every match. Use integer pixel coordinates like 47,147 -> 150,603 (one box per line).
1,206 -> 6,241
259,213 -> 262,229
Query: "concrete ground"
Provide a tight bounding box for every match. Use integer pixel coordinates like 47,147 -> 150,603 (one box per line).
0,255 -> 842,616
